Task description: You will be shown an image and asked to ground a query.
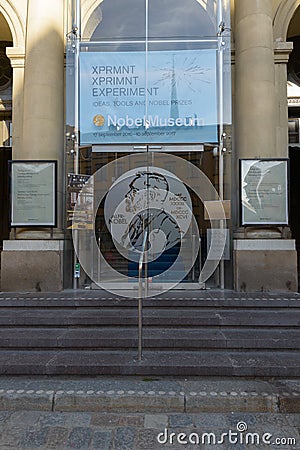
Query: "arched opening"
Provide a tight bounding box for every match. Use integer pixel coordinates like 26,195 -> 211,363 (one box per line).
287,6 -> 300,111
287,6 -> 300,287
0,12 -> 12,246
0,13 -> 12,146
83,0 -> 216,41
0,13 -> 13,249
0,0 -> 25,283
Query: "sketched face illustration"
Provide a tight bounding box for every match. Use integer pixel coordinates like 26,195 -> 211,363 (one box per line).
243,165 -> 262,213
125,172 -> 169,213
121,171 -> 181,253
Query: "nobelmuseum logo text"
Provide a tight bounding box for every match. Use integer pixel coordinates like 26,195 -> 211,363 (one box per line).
104,114 -> 204,128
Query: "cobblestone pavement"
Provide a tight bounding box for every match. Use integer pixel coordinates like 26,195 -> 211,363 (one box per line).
0,410 -> 299,449
0,376 -> 299,448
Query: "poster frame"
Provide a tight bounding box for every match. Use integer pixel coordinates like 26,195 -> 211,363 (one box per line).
239,158 -> 289,226
9,160 -> 57,228
78,46 -> 220,145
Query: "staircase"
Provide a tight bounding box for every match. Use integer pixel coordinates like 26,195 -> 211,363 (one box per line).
0,291 -> 299,376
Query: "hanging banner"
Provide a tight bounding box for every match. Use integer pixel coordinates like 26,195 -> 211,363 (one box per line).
79,49 -> 218,144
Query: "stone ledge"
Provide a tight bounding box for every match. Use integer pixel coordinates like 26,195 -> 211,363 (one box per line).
0,380 -> 298,413
234,239 -> 295,251
3,240 -> 64,251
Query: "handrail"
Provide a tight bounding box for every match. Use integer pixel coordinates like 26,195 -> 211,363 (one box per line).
139,231 -> 148,272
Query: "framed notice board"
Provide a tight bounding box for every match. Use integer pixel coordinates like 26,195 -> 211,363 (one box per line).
240,159 -> 288,226
10,160 -> 57,227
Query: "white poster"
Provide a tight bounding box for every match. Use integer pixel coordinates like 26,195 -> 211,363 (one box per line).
11,161 -> 56,227
241,159 -> 288,225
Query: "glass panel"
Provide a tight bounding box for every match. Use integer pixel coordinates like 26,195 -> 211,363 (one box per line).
88,0 -> 225,41
148,0 -> 216,38
64,38 -> 77,288
88,0 -> 146,40
80,41 -> 146,52
148,40 -> 218,51
65,0 -> 233,290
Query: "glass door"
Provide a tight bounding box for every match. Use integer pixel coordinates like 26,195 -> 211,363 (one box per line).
66,145 -> 230,292
93,148 -> 205,290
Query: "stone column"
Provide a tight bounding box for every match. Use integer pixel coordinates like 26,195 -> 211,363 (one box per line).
235,0 -> 276,158
6,47 -> 25,158
22,0 -> 64,161
22,0 -> 64,234
233,0 -> 297,292
1,1 -> 65,292
234,0 -> 279,240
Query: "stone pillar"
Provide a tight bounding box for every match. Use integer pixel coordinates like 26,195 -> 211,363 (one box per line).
233,0 -> 297,292
22,0 -> 64,234
274,41 -> 293,156
6,47 -> 25,158
235,0 -> 276,158
22,0 -> 64,161
1,0 -> 65,292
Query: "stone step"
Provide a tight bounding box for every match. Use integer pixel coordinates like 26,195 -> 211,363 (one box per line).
0,308 -> 299,327
0,296 -> 299,308
0,292 -> 299,376
0,327 -> 299,350
0,349 -> 299,376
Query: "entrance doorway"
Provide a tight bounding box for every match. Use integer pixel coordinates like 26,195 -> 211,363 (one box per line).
0,147 -> 11,247
289,145 -> 300,287
66,144 -> 229,291
65,0 -> 232,292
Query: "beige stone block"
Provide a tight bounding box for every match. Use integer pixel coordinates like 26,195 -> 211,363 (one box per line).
1,250 -> 63,292
236,47 -> 275,82
0,392 -> 53,411
234,250 -> 298,292
186,395 -> 277,413
279,396 -> 300,413
54,393 -> 184,413
236,15 -> 273,51
235,0 -> 272,23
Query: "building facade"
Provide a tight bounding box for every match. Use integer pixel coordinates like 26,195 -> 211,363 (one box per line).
0,0 -> 300,293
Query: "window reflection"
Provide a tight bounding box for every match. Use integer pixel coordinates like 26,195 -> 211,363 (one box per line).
90,0 -> 216,41
90,0 -> 146,39
148,0 -> 215,38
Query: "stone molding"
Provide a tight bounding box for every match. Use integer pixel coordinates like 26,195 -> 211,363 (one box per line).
273,0 -> 300,41
231,41 -> 293,65
0,1 -> 25,48
274,40 -> 294,63
5,46 -> 25,68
